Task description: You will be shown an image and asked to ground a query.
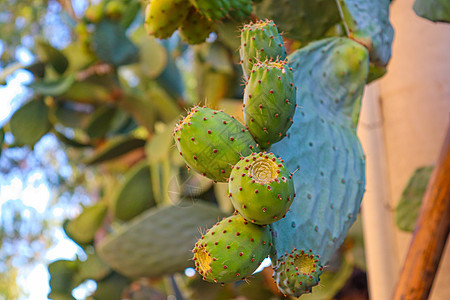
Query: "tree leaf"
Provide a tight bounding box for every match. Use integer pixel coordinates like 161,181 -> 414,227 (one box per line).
47,260 -> 78,300
112,161 -> 155,221
395,166 -> 434,232
63,202 -> 108,246
73,253 -> 111,286
0,62 -> 24,85
83,136 -> 146,165
28,74 -> 75,96
84,106 -> 117,139
36,39 -> 69,74
10,99 -> 51,146
92,20 -> 139,66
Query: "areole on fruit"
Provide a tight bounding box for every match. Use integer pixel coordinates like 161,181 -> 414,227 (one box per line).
248,156 -> 279,184
195,245 -> 211,274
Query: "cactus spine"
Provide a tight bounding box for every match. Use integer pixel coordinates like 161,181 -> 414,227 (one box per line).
228,152 -> 295,224
193,214 -> 272,283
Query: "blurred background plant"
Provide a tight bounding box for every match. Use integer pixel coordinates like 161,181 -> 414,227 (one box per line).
0,0 -> 444,299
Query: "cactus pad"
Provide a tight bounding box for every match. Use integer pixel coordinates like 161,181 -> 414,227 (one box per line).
144,0 -> 190,39
189,0 -> 231,21
228,152 -> 295,224
193,214 -> 272,283
239,20 -> 286,79
270,37 -> 368,265
173,106 -> 259,182
97,201 -> 226,278
273,249 -> 323,297
338,0 -> 394,67
228,0 -> 253,20
255,0 -> 341,42
243,59 -> 296,148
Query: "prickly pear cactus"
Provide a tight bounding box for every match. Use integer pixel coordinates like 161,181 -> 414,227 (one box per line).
179,7 -> 215,45
144,0 -> 190,39
270,36 -> 368,274
255,0 -> 341,42
189,0 -> 231,21
193,214 -> 272,283
337,0 -> 394,66
97,201 -> 226,278
239,20 -> 287,79
273,249 -> 323,297
243,59 -> 296,149
173,106 -> 259,182
413,0 -> 450,22
228,0 -> 253,20
228,152 -> 295,225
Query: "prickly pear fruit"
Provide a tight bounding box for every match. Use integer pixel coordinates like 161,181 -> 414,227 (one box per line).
179,7 -> 214,44
273,249 -> 323,297
239,19 -> 286,79
144,0 -> 190,39
85,3 -> 104,23
228,152 -> 295,225
173,106 -> 259,182
243,59 -> 296,149
228,0 -> 253,20
193,214 -> 272,283
105,0 -> 125,20
189,0 -> 231,21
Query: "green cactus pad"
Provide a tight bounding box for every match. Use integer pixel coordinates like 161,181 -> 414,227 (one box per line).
189,0 -> 231,21
144,0 -> 190,39
97,201 -> 226,278
413,0 -> 450,23
254,0 -> 341,42
239,20 -> 286,79
228,0 -> 253,20
273,249 -> 323,297
179,7 -> 215,45
228,152 -> 295,225
193,214 -> 272,283
338,0 -> 394,67
270,37 -> 368,265
243,59 -> 296,149
173,106 -> 259,182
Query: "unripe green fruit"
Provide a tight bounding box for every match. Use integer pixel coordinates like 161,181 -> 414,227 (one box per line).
105,0 -> 125,20
243,59 -> 296,149
273,249 -> 323,297
193,214 -> 272,283
179,7 -> 214,44
229,152 -> 295,224
239,19 -> 286,79
85,4 -> 104,23
173,106 -> 259,182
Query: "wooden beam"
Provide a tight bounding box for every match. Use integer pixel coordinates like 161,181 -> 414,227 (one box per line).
393,125 -> 450,300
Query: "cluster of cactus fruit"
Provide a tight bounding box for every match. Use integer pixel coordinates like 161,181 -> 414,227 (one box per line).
144,0 -> 258,44
173,19 -> 324,297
